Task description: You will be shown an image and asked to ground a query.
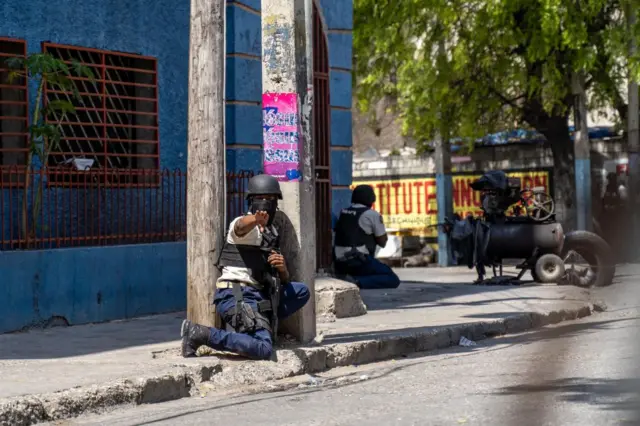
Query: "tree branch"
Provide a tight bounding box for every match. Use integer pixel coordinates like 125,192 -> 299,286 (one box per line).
585,76 -> 594,89
591,48 -> 628,123
488,86 -> 526,110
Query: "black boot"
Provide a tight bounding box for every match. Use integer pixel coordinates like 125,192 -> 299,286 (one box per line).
181,319 -> 211,358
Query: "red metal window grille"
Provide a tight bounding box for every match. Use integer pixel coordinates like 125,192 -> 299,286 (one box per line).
313,5 -> 333,271
42,43 -> 159,187
0,168 -> 254,250
0,37 -> 29,184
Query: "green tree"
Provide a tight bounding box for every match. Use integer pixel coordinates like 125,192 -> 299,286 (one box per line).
5,53 -> 93,239
354,0 -> 640,227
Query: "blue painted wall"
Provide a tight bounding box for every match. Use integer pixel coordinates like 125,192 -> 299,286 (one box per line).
0,0 -> 354,177
0,0 -> 354,332
0,0 -> 191,251
320,0 -> 354,216
0,242 -> 186,333
0,0 -> 354,202
0,0 -> 191,171
226,0 -> 355,212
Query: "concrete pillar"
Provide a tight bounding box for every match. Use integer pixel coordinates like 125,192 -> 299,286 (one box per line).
261,0 -> 316,342
572,72 -> 592,231
435,134 -> 453,266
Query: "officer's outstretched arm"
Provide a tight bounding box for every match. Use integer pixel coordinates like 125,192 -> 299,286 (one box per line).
234,211 -> 269,236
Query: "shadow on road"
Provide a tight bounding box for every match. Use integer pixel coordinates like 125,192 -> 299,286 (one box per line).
0,268 -> 634,360
360,281 -> 559,312
130,314 -> 640,425
0,279 -> 563,359
498,377 -> 640,416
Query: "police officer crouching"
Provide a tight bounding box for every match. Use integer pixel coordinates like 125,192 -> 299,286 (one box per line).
181,174 -> 310,360
333,184 -> 401,289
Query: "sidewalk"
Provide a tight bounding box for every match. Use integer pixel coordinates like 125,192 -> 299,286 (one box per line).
0,267 -> 603,425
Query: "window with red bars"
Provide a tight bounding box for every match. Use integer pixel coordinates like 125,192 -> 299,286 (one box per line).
0,37 -> 29,172
42,43 -> 159,185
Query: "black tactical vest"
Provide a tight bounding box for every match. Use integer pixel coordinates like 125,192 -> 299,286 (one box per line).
334,206 -> 376,255
217,224 -> 280,285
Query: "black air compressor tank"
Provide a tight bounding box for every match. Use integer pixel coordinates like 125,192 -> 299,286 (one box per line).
486,222 -> 564,259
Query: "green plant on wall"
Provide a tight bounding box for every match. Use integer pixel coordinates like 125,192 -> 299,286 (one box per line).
5,53 -> 94,239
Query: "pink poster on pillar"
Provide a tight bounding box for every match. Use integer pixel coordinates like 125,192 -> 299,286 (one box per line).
262,92 -> 302,182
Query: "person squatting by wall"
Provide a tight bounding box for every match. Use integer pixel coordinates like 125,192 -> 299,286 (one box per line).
333,184 -> 401,289
181,174 -> 310,360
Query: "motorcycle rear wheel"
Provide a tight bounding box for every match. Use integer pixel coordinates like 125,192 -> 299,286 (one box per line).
560,231 -> 615,287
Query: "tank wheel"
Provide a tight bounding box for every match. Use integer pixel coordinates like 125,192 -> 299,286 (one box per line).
524,191 -> 555,222
559,231 -> 615,287
534,254 -> 565,283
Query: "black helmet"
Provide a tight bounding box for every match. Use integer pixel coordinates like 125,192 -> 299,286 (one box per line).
246,174 -> 283,200
351,184 -> 376,207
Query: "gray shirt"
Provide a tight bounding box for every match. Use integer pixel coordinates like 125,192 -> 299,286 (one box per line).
334,203 -> 387,260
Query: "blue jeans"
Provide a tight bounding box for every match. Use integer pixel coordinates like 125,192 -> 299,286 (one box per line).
336,255 -> 401,289
205,282 -> 310,360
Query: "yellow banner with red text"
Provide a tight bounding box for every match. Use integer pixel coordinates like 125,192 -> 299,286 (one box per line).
351,170 -> 551,237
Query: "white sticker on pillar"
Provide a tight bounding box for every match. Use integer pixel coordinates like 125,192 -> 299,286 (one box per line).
262,92 -> 302,182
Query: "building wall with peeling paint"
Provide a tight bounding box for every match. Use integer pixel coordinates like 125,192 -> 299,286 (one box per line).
0,0 -> 353,200
0,0 -> 353,333
228,0 -> 354,216
320,0 -> 355,217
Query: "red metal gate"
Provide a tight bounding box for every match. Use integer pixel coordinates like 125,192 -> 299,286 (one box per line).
313,4 -> 332,271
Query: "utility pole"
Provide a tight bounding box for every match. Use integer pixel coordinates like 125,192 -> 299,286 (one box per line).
186,0 -> 226,327
435,35 -> 453,266
435,133 -> 453,266
572,72 -> 592,231
262,0 -> 316,342
628,4 -> 640,250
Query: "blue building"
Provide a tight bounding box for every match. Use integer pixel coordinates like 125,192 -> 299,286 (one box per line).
0,0 -> 353,333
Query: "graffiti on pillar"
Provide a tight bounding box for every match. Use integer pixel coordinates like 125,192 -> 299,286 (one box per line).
262,92 -> 302,182
263,14 -> 293,78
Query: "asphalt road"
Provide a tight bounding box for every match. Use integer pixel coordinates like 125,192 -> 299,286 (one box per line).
48,268 -> 640,426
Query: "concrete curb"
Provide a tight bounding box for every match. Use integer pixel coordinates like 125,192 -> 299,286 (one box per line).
0,303 -> 603,426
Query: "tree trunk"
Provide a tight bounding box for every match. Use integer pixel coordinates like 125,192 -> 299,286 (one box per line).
541,116 -> 577,231
186,0 -> 226,327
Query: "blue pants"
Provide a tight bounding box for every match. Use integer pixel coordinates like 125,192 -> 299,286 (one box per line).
206,282 -> 310,360
336,255 -> 401,289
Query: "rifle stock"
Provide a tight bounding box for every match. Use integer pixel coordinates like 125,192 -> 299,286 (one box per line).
271,275 -> 280,343
267,248 -> 282,343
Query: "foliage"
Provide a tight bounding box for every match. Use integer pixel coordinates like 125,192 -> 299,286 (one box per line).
6,54 -> 93,166
3,53 -> 93,237
353,0 -> 640,147
354,0 -> 640,226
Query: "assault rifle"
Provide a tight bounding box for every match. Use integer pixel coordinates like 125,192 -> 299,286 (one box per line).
265,248 -> 282,344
